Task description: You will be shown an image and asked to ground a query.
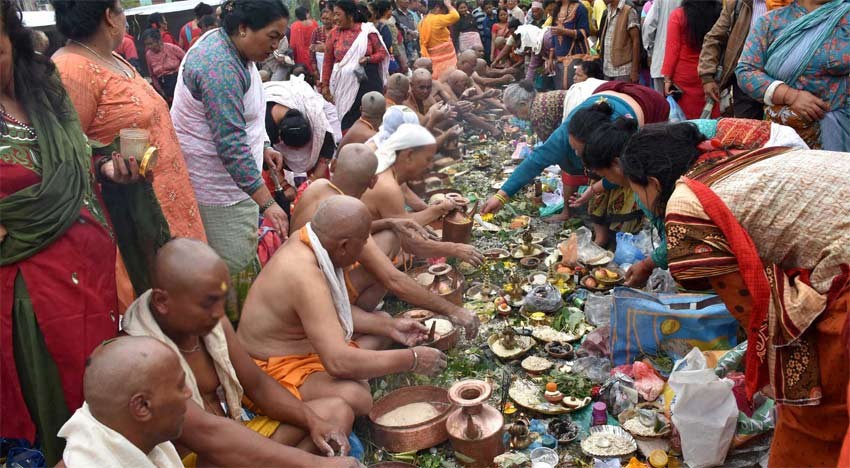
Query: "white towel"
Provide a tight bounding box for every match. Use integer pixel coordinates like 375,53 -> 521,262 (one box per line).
366,105 -> 421,148
59,403 -> 183,468
562,78 -> 607,122
305,222 -> 354,341
122,291 -> 245,420
330,23 -> 390,119
374,123 -> 436,174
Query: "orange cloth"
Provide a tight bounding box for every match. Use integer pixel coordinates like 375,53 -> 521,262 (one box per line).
766,0 -> 792,10
425,41 -> 458,80
252,342 -> 360,400
55,52 -> 207,309
771,284 -> 848,467
418,10 -> 460,58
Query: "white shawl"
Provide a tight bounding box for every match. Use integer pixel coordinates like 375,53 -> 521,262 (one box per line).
330,22 -> 390,119
59,403 -> 183,468
374,123 -> 436,174
264,77 -> 338,173
122,291 -> 245,420
305,222 -> 354,341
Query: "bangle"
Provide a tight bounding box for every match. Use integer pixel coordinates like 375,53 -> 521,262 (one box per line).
259,198 -> 276,214
409,347 -> 419,372
494,193 -> 509,205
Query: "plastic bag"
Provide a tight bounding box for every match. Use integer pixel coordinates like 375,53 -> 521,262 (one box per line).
600,373 -> 638,416
632,361 -> 665,402
559,232 -> 579,267
613,232 -> 647,265
644,268 -> 678,294
575,226 -> 612,265
715,341 -> 748,377
573,356 -> 612,383
733,395 -> 775,448
580,324 -> 610,357
584,293 -> 613,326
523,284 -> 563,314
668,348 -> 738,468
667,95 -> 687,122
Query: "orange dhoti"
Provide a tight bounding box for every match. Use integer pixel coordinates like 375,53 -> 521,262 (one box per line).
252,342 -> 360,401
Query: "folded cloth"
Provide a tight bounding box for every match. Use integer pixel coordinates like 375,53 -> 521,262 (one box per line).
181,415 -> 281,467
122,291 -> 245,420
300,224 -> 354,341
374,123 -> 437,174
59,403 -> 183,468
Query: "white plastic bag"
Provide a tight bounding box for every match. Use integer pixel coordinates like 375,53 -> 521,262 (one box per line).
575,226 -> 612,265
668,348 -> 738,468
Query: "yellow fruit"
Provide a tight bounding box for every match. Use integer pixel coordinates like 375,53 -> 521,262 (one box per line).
607,270 -> 619,279
594,270 -> 606,280
649,450 -> 668,468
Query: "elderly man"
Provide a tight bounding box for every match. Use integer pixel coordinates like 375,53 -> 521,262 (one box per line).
444,70 -> 503,134
385,73 -> 411,107
338,92 -> 386,150
57,336 -> 189,468
288,144 -> 481,326
238,196 -> 449,416
407,68 -> 463,125
122,239 -> 359,467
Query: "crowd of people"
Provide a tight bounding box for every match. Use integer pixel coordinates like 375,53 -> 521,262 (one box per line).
1,0 -> 849,466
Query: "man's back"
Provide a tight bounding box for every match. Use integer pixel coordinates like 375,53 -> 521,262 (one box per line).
290,180 -> 340,234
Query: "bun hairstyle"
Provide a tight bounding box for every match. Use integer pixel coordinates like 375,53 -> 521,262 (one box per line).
503,80 -> 537,115
567,100 -> 614,142
276,109 -> 312,148
221,0 -> 290,36
581,117 -> 638,170
51,0 -> 116,41
620,122 -> 707,212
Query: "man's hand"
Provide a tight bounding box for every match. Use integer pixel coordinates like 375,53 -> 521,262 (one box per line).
325,458 -> 366,467
789,89 -> 828,122
482,88 -> 500,99
322,85 -> 334,103
412,346 -> 447,376
446,124 -> 463,139
450,307 -> 480,339
433,198 -> 458,216
390,318 -> 429,346
452,244 -> 484,266
306,413 -> 350,457
264,147 -> 283,171
624,258 -> 655,288
703,81 -> 721,102
461,88 -> 478,100
283,185 -> 297,202
453,100 -> 474,113
263,203 -> 290,240
664,80 -> 674,96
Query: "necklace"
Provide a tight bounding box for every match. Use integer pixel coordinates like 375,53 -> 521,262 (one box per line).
70,40 -> 133,78
358,117 -> 376,131
0,106 -> 36,138
178,338 -> 202,354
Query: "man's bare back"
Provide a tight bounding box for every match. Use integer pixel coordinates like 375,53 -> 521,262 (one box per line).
337,120 -> 377,150
360,171 -> 405,221
290,180 -> 342,234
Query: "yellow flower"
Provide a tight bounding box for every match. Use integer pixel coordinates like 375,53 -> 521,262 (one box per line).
480,213 -> 495,222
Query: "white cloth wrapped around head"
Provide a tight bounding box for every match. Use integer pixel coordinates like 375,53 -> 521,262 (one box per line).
374,123 -> 436,174
368,105 -> 421,148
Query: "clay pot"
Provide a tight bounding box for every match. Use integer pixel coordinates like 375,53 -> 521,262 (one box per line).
446,380 -> 505,467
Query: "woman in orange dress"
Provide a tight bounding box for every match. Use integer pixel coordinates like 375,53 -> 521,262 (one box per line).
51,0 -> 206,308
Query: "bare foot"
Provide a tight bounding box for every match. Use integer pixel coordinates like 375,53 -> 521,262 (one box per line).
545,212 -> 571,224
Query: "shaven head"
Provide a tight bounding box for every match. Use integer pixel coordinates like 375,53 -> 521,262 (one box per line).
413,57 -> 432,73
150,238 -> 230,338
361,91 -> 387,121
475,58 -> 487,74
386,73 -> 410,103
457,50 -> 478,75
311,196 -> 372,268
85,336 -> 190,451
411,68 -> 433,101
448,69 -> 472,96
331,143 -> 379,198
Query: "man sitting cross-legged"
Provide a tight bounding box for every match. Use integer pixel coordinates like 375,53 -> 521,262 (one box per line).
284,143 -> 481,331
121,239 -> 360,467
57,336 -> 189,468
238,196 -> 448,416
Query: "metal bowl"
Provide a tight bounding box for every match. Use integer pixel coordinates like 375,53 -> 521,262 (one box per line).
400,310 -> 460,352
369,386 -> 454,453
580,425 -> 637,459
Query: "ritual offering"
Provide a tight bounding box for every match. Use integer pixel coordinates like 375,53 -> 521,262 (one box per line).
508,379 -> 580,415
520,355 -> 553,375
409,263 -> 464,305
543,382 -> 563,403
442,194 -> 476,244
482,248 -> 510,260
399,311 -> 459,351
487,328 -> 535,360
445,380 -> 505,467
369,386 -> 454,452
580,425 -> 638,459
592,267 -> 625,286
544,341 -> 574,359
548,418 -> 579,443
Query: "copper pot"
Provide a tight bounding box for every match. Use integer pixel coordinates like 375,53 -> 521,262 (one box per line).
442,195 -> 476,245
445,380 -> 505,467
369,386 -> 454,453
408,264 -> 465,305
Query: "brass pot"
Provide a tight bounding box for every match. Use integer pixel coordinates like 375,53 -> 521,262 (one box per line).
408,264 -> 465,305
445,380 -> 505,467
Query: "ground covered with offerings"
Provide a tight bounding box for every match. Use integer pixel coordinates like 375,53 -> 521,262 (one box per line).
354,123 -> 775,468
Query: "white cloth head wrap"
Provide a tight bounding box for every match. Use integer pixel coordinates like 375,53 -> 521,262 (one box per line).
367,105 -> 422,148
374,123 -> 436,174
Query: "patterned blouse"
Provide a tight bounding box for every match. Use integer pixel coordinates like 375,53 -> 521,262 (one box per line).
310,26 -> 330,73
321,24 -> 389,87
530,90 -> 568,142
736,1 -> 850,111
181,29 -> 266,196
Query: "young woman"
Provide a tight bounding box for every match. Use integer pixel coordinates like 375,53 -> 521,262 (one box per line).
452,1 -> 482,52
490,7 -> 510,60
310,4 -> 334,81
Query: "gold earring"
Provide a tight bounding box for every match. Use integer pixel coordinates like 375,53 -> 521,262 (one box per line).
240,32 -> 246,37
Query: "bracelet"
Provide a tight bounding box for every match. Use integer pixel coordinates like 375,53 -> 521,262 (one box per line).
259,198 -> 276,214
494,193 -> 509,205
409,347 -> 419,372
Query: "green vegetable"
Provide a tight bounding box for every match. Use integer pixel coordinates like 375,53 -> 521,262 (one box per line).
548,369 -> 593,399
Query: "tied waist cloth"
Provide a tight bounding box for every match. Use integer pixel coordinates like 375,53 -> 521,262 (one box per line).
181,415 -> 281,467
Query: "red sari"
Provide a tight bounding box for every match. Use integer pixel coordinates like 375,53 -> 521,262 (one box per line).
290,19 -> 319,73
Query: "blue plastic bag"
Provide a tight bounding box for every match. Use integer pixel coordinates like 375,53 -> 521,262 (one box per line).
610,288 -> 738,366
613,232 -> 646,265
667,96 -> 687,122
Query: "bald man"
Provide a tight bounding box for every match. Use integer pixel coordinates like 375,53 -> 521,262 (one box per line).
412,56 -> 432,73
385,73 -> 410,107
57,336 -> 189,468
439,49 -> 479,84
337,92 -> 386,150
444,70 -> 503,135
121,239 -> 360,468
286,144 -> 480,331
473,58 -> 516,88
237,196 -> 448,416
